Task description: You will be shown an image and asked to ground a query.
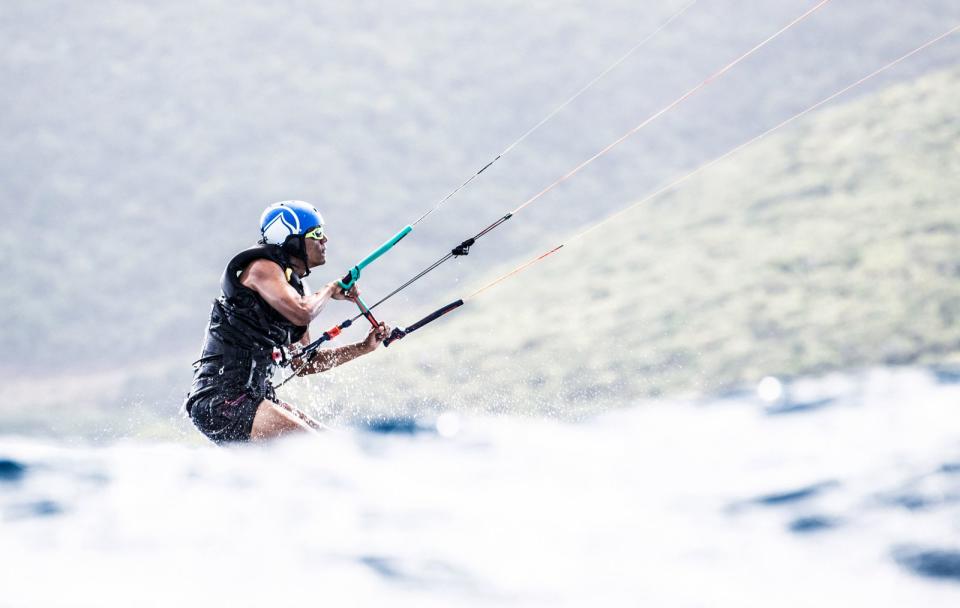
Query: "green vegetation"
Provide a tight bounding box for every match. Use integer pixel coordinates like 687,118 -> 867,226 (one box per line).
285,66 -> 960,420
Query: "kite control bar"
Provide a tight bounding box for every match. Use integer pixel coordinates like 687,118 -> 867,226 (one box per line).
383,299 -> 464,347
338,225 -> 412,291
284,226 -> 413,375
279,299 -> 463,389
336,225 -> 412,329
352,294 -> 381,331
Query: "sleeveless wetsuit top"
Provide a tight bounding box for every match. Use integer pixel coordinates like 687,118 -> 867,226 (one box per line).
204,244 -> 309,354
192,245 -> 309,397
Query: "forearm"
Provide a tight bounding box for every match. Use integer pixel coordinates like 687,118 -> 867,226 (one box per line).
300,284 -> 337,321
294,342 -> 371,376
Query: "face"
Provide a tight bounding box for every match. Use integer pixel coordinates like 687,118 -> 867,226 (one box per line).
306,233 -> 327,267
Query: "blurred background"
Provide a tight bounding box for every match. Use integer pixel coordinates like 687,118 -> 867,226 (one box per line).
1,1 -> 959,605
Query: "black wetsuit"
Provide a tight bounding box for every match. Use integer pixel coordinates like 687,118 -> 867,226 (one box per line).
184,245 -> 308,443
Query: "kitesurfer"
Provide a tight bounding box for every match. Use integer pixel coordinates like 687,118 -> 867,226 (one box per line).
184,200 -> 390,443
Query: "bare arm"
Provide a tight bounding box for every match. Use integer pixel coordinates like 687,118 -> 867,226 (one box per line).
293,323 -> 389,376
240,259 -> 352,327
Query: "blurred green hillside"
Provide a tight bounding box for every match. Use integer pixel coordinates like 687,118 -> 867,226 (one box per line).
1,1 -> 958,373
287,64 -> 960,420
4,57 -> 958,438
1,3 -> 959,437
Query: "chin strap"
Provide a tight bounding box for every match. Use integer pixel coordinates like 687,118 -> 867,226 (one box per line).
277,236 -> 311,277
297,235 -> 311,277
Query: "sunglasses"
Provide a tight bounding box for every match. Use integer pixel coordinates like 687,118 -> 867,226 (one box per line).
305,225 -> 326,240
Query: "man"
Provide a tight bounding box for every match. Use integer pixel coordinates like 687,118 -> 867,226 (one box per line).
184,200 -> 389,443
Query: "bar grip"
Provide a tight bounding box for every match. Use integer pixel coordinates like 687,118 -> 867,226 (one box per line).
381,300 -> 464,348
339,268 -> 360,290
406,299 -> 464,333
338,225 -> 413,291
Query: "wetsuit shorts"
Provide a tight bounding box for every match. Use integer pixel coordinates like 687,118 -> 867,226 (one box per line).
184,357 -> 276,444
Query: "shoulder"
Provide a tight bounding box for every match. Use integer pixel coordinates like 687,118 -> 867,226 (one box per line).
221,245 -> 292,299
242,258 -> 285,283
228,245 -> 287,279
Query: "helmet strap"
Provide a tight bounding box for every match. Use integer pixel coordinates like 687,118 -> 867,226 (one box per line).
278,235 -> 310,277
298,234 -> 311,277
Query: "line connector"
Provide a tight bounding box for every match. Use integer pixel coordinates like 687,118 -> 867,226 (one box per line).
451,238 -> 475,257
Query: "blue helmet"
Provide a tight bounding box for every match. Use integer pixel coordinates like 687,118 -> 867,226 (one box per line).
259,200 -> 324,246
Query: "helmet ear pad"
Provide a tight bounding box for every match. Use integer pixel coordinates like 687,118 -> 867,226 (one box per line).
281,234 -> 309,268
